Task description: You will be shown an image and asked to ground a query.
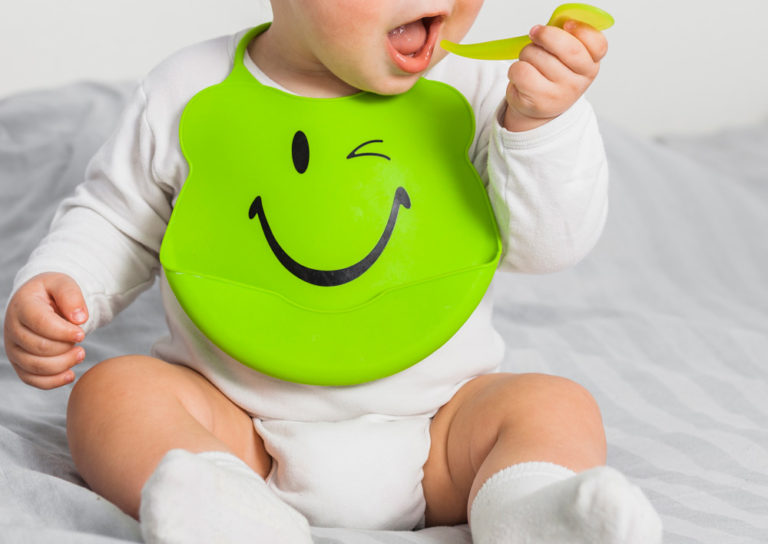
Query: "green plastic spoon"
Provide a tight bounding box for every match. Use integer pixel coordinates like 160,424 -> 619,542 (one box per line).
441,3 -> 614,60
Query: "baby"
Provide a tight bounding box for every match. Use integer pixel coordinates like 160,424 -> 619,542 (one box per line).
3,1 -> 663,543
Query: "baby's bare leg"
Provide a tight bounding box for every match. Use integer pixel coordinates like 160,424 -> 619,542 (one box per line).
66,355 -> 271,519
423,372 -> 606,525
423,373 -> 661,543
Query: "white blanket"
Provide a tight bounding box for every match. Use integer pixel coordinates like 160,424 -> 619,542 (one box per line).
1,81 -> 766,543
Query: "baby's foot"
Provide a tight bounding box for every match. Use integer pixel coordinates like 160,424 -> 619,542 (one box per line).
470,463 -> 663,544
140,449 -> 312,544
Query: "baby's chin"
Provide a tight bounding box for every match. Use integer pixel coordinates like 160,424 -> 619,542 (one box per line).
365,76 -> 422,96
349,65 -> 438,96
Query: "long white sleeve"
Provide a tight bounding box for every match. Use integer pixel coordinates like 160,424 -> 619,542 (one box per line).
486,97 -> 609,273
11,84 -> 169,333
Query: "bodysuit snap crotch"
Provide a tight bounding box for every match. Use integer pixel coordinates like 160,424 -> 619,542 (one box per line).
254,415 -> 432,530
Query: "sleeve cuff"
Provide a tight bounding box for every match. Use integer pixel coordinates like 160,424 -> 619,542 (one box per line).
493,97 -> 593,150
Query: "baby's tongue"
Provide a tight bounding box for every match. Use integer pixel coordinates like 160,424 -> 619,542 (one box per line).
388,20 -> 427,55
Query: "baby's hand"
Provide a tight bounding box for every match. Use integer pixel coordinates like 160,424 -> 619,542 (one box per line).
503,21 -> 608,132
3,273 -> 88,389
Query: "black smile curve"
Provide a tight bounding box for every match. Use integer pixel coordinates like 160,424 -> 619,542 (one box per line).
249,187 -> 411,286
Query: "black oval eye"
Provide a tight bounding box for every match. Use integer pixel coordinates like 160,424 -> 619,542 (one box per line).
292,130 -> 309,174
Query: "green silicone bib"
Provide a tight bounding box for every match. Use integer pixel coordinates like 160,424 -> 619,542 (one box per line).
160,24 -> 502,385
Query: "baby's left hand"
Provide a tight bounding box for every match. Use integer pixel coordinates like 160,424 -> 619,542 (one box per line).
503,21 -> 608,132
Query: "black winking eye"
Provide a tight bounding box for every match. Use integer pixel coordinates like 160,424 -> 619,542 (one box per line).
292,130 -> 310,174
347,140 -> 391,161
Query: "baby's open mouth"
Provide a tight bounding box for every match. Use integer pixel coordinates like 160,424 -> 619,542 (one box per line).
387,16 -> 444,74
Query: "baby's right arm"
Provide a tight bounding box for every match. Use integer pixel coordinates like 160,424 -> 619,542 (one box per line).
6,83 -> 175,389
4,273 -> 88,389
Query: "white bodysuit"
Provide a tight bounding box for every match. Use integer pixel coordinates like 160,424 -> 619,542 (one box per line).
12,28 -> 609,530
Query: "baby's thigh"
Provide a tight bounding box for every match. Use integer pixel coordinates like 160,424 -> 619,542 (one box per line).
67,355 -> 270,516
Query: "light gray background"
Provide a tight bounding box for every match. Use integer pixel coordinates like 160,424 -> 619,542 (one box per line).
1,0 -> 767,136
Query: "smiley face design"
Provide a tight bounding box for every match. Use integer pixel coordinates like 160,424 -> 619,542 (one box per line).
248,133 -> 412,287
160,25 -> 501,386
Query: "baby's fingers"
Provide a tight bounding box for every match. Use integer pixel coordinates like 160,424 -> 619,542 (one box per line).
12,320 -> 79,356
8,346 -> 84,389
13,367 -> 77,390
16,295 -> 85,344
563,21 -> 608,63
528,24 -> 599,78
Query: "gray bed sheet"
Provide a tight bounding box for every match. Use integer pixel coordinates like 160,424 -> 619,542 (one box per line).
1,81 -> 766,544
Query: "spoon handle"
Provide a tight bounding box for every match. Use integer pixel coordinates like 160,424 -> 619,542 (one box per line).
441,35 -> 532,61
441,3 -> 614,61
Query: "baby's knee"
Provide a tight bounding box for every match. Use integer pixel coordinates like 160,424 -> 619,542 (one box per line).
500,372 -> 594,404
73,353 -> 148,387
515,373 -> 602,416
68,356 -> 166,416
488,373 -> 605,443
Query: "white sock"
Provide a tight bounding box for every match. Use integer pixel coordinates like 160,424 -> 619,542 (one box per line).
470,462 -> 663,544
139,449 -> 312,544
